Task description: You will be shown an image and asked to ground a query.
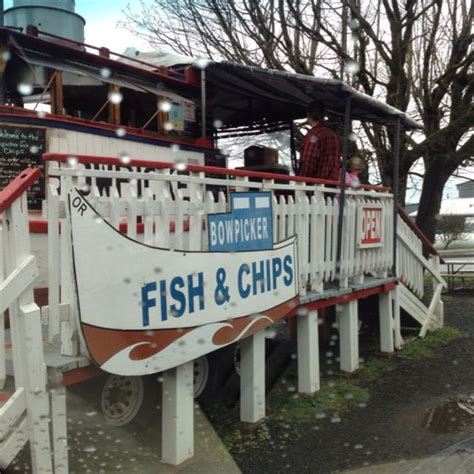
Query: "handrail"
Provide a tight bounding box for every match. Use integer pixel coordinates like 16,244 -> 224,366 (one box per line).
397,206 -> 444,263
43,153 -> 392,193
0,168 -> 41,212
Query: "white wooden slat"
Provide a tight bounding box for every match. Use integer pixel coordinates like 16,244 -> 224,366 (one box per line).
19,303 -> 53,473
0,387 -> 26,441
47,185 -> 61,342
0,255 -> 38,314
188,172 -> 205,251
142,188 -> 154,246
0,417 -> 28,470
419,283 -> 443,338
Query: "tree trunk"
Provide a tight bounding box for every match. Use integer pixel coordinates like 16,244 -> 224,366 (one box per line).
415,162 -> 452,243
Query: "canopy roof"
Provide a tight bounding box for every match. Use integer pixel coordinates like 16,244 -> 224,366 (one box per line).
196,61 -> 422,130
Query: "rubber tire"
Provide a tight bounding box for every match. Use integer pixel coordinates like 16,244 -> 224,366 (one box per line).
99,374 -> 158,428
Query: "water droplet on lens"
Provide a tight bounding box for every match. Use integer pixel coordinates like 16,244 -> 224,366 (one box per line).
194,57 -> 210,69
344,61 -> 360,75
108,91 -> 123,104
67,156 -> 78,167
116,128 -> 126,137
100,68 -> 112,78
159,101 -> 172,112
173,159 -> 187,171
18,83 -> 33,95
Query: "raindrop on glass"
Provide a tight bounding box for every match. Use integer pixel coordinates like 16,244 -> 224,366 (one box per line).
116,128 -> 126,137
173,158 -> 187,171
344,61 -> 360,75
120,154 -> 131,164
100,68 -> 112,78
194,57 -> 210,69
18,83 -> 33,95
348,18 -> 360,30
67,156 -> 79,167
108,91 -> 123,105
29,145 -> 39,154
159,101 -> 172,112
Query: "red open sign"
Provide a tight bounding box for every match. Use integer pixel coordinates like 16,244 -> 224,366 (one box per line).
357,205 -> 383,248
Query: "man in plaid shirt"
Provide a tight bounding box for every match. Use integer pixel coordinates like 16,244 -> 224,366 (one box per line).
298,102 -> 341,181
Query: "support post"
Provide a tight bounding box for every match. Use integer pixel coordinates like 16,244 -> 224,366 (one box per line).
50,71 -> 63,115
336,94 -> 351,288
379,290 -> 394,353
297,310 -> 320,393
108,84 -> 121,125
392,117 -> 401,275
240,331 -> 265,423
162,361 -> 194,465
339,300 -> 359,372
430,255 -> 444,327
49,369 -> 68,474
201,68 -> 207,138
393,285 -> 403,349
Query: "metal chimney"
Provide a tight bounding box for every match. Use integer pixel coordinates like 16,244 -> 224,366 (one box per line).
4,0 -> 85,43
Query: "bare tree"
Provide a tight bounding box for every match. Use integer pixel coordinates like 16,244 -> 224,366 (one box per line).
436,215 -> 470,249
122,0 -> 474,241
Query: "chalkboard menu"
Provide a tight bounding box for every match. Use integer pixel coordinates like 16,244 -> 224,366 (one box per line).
0,125 -> 47,210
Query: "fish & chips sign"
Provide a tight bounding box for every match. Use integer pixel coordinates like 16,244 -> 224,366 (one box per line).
68,189 -> 298,375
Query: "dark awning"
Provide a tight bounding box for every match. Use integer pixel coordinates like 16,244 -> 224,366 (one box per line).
198,61 -> 422,130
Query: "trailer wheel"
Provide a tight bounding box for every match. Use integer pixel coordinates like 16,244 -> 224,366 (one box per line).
100,375 -> 147,427
193,355 -> 210,398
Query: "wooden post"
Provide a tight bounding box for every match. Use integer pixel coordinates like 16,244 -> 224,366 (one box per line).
162,361 -> 194,465
108,84 -> 121,125
50,70 -> 63,115
339,300 -> 359,372
393,285 -> 403,349
297,310 -> 320,393
49,369 -> 68,474
430,255 -> 444,327
379,290 -> 394,353
240,331 -> 265,423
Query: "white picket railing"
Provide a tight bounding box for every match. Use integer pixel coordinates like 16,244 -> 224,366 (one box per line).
42,154 -> 395,355
0,169 -> 53,473
396,210 -> 446,336
41,153 -> 448,354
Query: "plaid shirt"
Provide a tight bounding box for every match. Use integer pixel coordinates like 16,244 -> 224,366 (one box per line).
298,125 -> 341,181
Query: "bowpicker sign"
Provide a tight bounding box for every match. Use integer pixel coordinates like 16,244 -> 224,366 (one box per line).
68,189 -> 298,376
357,204 -> 384,248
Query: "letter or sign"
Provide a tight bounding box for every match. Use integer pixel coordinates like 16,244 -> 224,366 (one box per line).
208,192 -> 273,252
357,204 -> 383,248
0,124 -> 47,209
68,188 -> 298,376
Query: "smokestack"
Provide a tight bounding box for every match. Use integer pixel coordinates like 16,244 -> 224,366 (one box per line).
4,0 -> 85,44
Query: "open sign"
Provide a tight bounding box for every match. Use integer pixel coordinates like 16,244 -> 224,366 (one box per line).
357,205 -> 383,248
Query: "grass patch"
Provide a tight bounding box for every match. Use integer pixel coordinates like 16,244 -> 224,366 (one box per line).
223,423 -> 270,453
400,326 -> 462,360
360,358 -> 395,382
269,380 -> 369,422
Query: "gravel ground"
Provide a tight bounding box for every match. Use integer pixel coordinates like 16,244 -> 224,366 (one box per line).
217,292 -> 474,474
